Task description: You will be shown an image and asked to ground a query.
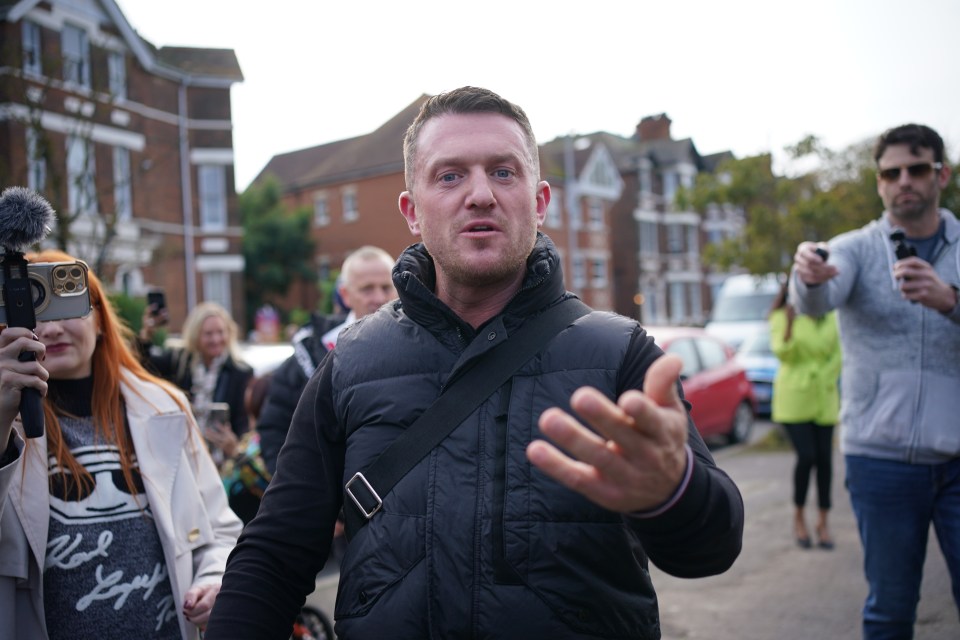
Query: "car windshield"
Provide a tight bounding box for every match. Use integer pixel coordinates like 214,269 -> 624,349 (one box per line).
738,329 -> 771,356
711,294 -> 776,322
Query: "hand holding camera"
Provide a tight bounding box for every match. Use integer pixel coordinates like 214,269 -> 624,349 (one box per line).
794,241 -> 838,286
0,187 -> 91,438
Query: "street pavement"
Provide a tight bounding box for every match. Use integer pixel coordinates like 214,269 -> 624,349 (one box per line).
653,422 -> 957,640
305,421 -> 958,639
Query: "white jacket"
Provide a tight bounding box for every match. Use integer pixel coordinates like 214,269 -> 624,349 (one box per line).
0,369 -> 242,640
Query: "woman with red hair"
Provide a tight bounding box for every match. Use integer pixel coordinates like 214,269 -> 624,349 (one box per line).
0,250 -> 241,640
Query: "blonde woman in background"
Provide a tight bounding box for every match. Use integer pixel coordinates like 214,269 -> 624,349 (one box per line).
138,302 -> 253,461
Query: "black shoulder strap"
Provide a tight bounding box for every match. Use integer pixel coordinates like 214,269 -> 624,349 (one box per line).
343,297 -> 591,538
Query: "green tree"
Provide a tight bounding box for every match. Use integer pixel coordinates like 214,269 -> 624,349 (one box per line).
240,177 -> 316,327
685,136 -> 883,276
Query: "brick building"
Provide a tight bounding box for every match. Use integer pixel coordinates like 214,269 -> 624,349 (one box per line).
255,99 -> 739,324
543,114 -> 743,323
0,0 -> 244,330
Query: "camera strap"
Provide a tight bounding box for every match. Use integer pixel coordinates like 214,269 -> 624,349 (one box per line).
342,297 -> 592,540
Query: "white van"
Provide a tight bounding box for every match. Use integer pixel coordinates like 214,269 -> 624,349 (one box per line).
704,273 -> 784,351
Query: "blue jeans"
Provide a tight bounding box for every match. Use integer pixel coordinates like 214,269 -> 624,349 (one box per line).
846,455 -> 960,640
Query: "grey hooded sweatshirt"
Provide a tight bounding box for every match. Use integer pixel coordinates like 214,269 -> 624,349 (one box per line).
790,209 -> 960,465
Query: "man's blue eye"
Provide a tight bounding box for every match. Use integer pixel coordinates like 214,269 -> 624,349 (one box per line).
495,169 -> 512,178
441,174 -> 458,182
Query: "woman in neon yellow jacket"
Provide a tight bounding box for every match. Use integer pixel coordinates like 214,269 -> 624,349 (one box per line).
769,282 -> 841,550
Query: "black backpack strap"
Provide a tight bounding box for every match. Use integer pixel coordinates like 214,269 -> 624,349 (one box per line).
343,298 -> 591,538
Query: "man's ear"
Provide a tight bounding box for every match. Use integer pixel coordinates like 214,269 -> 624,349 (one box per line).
937,163 -> 953,190
399,192 -> 420,235
535,181 -> 550,228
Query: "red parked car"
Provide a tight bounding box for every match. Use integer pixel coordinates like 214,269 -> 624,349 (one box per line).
645,326 -> 757,444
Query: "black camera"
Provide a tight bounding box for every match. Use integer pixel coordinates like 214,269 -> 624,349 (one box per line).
0,260 -> 91,325
890,230 -> 917,260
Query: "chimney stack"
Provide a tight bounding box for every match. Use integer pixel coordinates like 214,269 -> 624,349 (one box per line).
636,113 -> 672,141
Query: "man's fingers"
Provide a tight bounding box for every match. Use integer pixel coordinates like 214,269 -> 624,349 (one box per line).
638,354 -> 684,411
537,406 -> 611,460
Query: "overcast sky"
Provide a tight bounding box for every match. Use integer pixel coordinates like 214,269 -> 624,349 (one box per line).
116,0 -> 960,192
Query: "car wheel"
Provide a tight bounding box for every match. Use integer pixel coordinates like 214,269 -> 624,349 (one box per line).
728,402 -> 754,444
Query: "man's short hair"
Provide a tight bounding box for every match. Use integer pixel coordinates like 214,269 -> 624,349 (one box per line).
875,123 -> 945,164
402,86 -> 539,190
340,245 -> 395,284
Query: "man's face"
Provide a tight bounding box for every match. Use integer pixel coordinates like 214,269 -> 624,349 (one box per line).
876,143 -> 948,224
340,258 -> 395,319
399,113 -> 549,292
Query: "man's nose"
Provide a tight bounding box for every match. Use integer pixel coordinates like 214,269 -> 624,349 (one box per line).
465,173 -> 496,208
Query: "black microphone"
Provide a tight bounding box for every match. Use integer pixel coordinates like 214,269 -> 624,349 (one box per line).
0,187 -> 55,438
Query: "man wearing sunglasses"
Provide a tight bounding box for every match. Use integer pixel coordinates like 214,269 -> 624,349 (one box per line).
790,123 -> 960,639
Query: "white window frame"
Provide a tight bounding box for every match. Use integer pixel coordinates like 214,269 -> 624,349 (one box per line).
198,165 -> 227,230
590,257 -> 608,289
662,170 -> 678,205
669,281 -> 686,322
690,282 -> 703,322
640,220 -> 659,254
572,254 -> 586,290
667,224 -> 684,254
61,23 -> 91,89
569,196 -> 582,230
202,271 -> 231,311
686,224 -> 699,256
66,135 -> 97,214
108,50 -> 127,100
342,188 -> 358,223
113,147 -> 132,221
26,127 -> 46,192
314,192 -> 330,226
587,198 -> 604,229
22,21 -> 42,76
641,280 -> 659,324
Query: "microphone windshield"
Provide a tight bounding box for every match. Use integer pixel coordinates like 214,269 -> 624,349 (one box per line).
0,187 -> 55,253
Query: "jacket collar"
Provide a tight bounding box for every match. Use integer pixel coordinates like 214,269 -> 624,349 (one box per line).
392,232 -> 569,342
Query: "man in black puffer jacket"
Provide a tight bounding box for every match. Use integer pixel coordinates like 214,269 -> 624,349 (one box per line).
207,87 -> 744,640
257,245 -> 395,474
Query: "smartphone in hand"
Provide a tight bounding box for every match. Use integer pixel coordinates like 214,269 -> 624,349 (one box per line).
206,402 -> 231,433
147,290 -> 166,313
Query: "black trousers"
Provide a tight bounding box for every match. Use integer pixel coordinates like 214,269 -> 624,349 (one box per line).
783,422 -> 835,510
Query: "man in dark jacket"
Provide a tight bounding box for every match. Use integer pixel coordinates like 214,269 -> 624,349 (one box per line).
206,87 -> 744,640
257,245 -> 395,473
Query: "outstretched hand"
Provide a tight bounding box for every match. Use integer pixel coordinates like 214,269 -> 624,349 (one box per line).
794,241 -> 838,285
526,354 -> 689,513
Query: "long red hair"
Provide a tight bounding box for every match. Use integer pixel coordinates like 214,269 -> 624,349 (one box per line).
26,249 -> 188,498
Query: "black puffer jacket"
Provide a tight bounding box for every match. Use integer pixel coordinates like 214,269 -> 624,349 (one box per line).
257,313 -> 346,473
209,234 -> 744,640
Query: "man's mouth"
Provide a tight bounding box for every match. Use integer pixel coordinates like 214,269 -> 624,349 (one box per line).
464,222 -> 498,234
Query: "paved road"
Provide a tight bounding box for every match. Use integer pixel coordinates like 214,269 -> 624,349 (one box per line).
653,423 -> 957,640
306,422 -> 958,639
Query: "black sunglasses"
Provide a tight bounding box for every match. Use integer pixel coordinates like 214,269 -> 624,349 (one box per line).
878,162 -> 943,182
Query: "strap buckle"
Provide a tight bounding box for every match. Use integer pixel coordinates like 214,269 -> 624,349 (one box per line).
345,472 -> 382,519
